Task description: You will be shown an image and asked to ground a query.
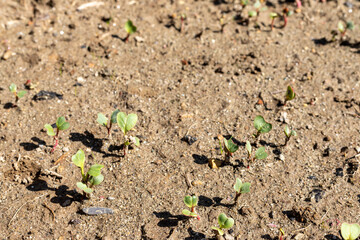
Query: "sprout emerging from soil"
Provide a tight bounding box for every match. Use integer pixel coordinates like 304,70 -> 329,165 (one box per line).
279,228 -> 285,240
338,21 -> 354,40
253,115 -> 272,139
284,125 -> 297,146
9,83 -> 26,106
117,112 -> 140,156
182,195 -> 200,220
211,213 -> 234,236
284,85 -> 296,105
245,140 -> 268,164
341,223 -> 360,240
180,13 -> 186,33
72,149 -> 104,197
44,117 -> 70,153
282,7 -> 293,28
233,178 -> 251,205
97,109 -> 120,136
270,13 -> 278,30
218,135 -> 239,164
124,20 -> 137,43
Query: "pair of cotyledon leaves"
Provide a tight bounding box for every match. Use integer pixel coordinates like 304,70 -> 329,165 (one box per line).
245,141 -> 268,160
9,83 -> 27,98
341,223 -> 360,240
97,111 -> 140,146
72,149 -> 104,193
44,117 -> 70,136
234,178 -> 251,194
97,111 -> 137,134
211,213 -> 234,236
254,115 -> 272,134
182,195 -> 198,217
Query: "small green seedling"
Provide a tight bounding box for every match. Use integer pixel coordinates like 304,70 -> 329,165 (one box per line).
72,149 -> 104,197
284,85 -> 296,105
233,178 -> 251,205
97,109 -> 120,136
182,195 -> 200,220
211,213 -> 234,236
240,0 -> 248,7
44,117 -> 70,153
253,115 -> 272,138
124,20 -> 137,43
341,223 -> 360,240
338,21 -> 354,40
218,135 -> 239,163
9,83 -> 26,106
245,140 -> 268,163
270,12 -> 278,30
284,125 -> 297,146
117,112 -> 140,156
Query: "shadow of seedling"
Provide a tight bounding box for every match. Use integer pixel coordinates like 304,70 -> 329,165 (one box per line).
324,234 -> 341,240
198,195 -> 234,208
192,154 -> 208,165
27,179 -> 82,207
153,211 -> 188,227
20,137 -> 47,151
70,131 -> 122,158
185,227 -> 206,240
4,102 -> 16,109
69,131 -> 103,153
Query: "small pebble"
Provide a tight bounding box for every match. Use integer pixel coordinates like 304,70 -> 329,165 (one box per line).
182,135 -> 197,145
191,180 -> 204,187
279,112 -> 288,123
355,146 -> 360,153
82,207 -> 114,215
107,196 -> 115,201
279,154 -> 285,161
63,147 -> 69,152
77,77 -> 86,83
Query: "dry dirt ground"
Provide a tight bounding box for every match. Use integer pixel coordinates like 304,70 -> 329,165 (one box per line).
0,0 -> 360,239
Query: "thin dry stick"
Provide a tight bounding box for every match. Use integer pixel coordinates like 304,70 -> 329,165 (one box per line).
54,152 -> 69,165
42,203 -> 55,220
184,173 -> 192,189
8,194 -> 47,227
292,224 -> 312,233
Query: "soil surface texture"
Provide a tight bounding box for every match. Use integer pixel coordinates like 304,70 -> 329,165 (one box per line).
0,0 -> 360,239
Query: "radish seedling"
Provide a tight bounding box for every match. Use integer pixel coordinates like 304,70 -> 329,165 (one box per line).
44,117 -> 70,153
282,7 -> 293,28
218,135 -> 239,164
72,149 -> 104,197
284,85 -> 296,105
9,83 -> 26,106
182,195 -> 200,220
338,21 -> 354,40
117,112 -> 140,156
97,109 -> 120,136
211,213 -> 234,236
341,223 -> 360,240
284,125 -> 297,146
245,140 -> 268,163
270,13 -> 278,30
124,20 -> 137,43
253,116 -> 272,138
233,178 -> 250,205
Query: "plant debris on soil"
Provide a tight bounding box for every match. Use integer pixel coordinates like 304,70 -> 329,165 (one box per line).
0,0 -> 360,239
